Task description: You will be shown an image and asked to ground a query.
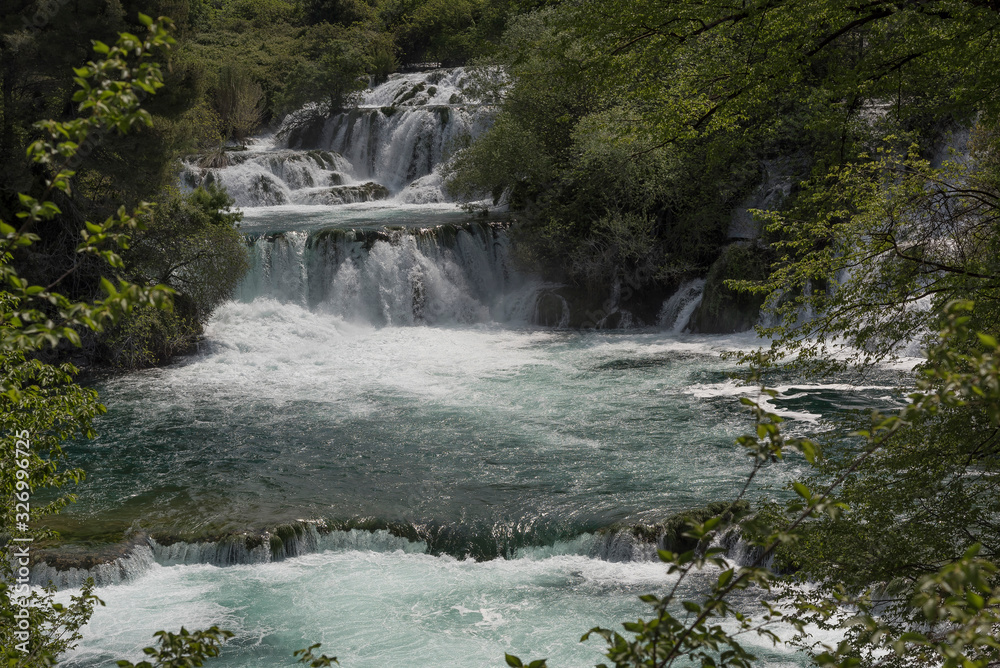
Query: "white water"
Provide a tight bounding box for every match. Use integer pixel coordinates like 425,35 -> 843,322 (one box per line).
657,278 -> 705,332
184,68 -> 493,207
48,298 -> 903,666
58,552 -> 700,668
239,222 -> 547,326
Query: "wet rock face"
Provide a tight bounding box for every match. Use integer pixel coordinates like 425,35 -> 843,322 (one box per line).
689,243 -> 773,334
534,292 -> 568,327
280,111 -> 328,148
600,501 -> 752,550
31,533 -> 147,571
297,182 -> 391,205
728,155 -> 807,240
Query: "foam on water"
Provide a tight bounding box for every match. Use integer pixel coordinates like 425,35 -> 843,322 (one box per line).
355,69 -> 477,108
682,381 -> 906,422
47,294 -> 883,667
58,548 -> 820,668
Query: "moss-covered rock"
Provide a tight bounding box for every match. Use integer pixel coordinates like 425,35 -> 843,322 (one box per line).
689,243 -> 773,333
601,500 -> 751,553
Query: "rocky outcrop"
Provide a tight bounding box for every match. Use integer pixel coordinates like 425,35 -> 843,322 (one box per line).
689,243 -> 773,333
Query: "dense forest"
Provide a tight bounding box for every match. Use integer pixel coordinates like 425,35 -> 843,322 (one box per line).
2,0 -> 1000,667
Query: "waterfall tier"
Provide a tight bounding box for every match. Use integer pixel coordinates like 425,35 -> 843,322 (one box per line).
182,149 -> 391,208
239,221 -> 563,327
183,68 -> 492,207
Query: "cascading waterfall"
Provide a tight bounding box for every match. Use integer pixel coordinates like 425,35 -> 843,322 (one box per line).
181,149 -> 387,208
41,66 -> 902,668
182,68 -> 492,207
178,67 -> 726,332
32,515 -> 778,591
281,68 -> 492,201
239,221 -> 553,326
31,520 -> 706,589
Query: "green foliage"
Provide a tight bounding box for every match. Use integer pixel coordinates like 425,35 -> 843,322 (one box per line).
518,0 -> 1000,362
448,8 -> 760,302
0,350 -> 102,535
654,501 -> 751,554
0,577 -> 103,668
303,0 -> 374,26
182,102 -> 226,153
0,16 -> 176,358
0,19 -> 195,667
383,0 -> 482,65
126,184 -> 249,319
278,24 -> 385,113
294,643 -> 340,666
90,184 -> 249,369
96,305 -> 201,370
506,654 -> 548,668
691,244 -> 773,334
177,18 -> 303,125
115,627 -> 235,668
742,132 -> 1000,372
213,64 -> 266,145
564,0 -> 1000,154
220,0 -> 299,27
447,0 -> 1000,330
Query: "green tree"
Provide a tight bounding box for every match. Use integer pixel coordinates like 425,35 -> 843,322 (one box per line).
98,184 -> 250,369
303,0 -> 375,27
448,4 -> 1000,666
0,344 -> 106,666
446,8 -> 759,321
386,0 -> 482,65
213,64 -> 266,147
279,23 -> 376,113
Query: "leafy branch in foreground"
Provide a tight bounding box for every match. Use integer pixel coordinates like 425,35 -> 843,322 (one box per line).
506,300 -> 1000,668
0,17 -> 220,668
295,643 -> 340,666
736,130 -> 1000,375
115,627 -> 235,668
0,13 -> 176,359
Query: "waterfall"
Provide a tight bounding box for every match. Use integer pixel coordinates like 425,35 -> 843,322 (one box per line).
238,222 -> 553,326
282,69 -> 490,195
301,105 -> 485,197
658,279 -> 706,332
183,68 -> 493,207
29,524 -> 424,588
30,520 -> 674,588
180,149 -> 389,208
30,545 -> 158,589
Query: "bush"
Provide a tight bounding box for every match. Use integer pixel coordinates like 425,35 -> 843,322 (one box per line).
95,184 -> 250,369
127,184 -> 250,319
96,304 -> 200,370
